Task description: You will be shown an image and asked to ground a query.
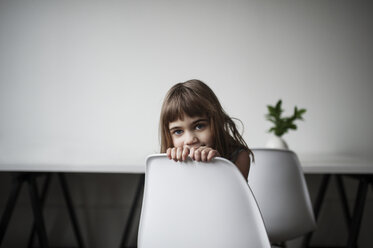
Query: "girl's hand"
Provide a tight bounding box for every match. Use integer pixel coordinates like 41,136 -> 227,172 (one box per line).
166,146 -> 220,162
190,146 -> 220,162
166,146 -> 190,162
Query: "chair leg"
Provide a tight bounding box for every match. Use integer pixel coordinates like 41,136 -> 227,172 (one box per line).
28,174 -> 52,248
0,174 -> 24,246
58,173 -> 85,248
120,174 -> 145,248
27,174 -> 49,248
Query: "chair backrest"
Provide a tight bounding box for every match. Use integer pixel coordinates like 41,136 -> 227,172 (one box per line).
138,154 -> 271,248
248,149 -> 316,243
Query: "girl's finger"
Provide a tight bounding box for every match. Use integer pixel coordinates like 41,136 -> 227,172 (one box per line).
189,147 -> 195,160
207,150 -> 218,161
176,147 -> 182,161
171,147 -> 177,161
201,148 -> 212,162
194,149 -> 201,161
166,148 -> 172,160
182,147 -> 190,161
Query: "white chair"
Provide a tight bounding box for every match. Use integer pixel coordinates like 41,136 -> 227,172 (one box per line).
138,154 -> 271,248
248,148 -> 316,244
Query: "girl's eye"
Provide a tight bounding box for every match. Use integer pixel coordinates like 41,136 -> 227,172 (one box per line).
173,130 -> 183,135
195,123 -> 205,130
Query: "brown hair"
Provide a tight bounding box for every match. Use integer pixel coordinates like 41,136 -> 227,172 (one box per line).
159,79 -> 253,161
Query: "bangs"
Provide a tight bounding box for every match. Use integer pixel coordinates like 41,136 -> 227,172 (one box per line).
162,88 -> 211,124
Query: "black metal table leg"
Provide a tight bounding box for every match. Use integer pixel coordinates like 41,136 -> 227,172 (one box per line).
28,174 -> 52,248
28,174 -> 49,248
1,172 -> 85,247
0,174 -> 24,246
335,175 -> 352,227
347,177 -> 369,248
302,174 -> 331,248
120,174 -> 145,248
58,173 -> 85,248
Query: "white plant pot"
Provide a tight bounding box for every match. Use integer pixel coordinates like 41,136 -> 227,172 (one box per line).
266,136 -> 289,150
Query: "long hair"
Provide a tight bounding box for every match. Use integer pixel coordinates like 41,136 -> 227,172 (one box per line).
159,79 -> 253,161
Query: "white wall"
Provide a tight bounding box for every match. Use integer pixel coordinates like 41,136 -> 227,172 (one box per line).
1,0 -> 372,166
1,1 -> 373,247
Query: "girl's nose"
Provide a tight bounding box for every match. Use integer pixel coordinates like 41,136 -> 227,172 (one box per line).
185,132 -> 198,145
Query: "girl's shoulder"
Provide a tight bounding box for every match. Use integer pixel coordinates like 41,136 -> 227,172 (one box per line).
229,145 -> 248,163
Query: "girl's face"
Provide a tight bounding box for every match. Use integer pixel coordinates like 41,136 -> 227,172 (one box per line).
168,115 -> 214,149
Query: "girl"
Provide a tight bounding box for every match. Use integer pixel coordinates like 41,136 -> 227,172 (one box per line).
159,79 -> 253,179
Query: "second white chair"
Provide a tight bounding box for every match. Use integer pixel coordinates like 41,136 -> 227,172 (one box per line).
248,148 -> 316,244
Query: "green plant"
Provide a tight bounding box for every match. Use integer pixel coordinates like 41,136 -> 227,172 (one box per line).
266,99 -> 306,137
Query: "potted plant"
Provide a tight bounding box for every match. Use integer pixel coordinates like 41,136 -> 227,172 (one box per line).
265,99 -> 306,149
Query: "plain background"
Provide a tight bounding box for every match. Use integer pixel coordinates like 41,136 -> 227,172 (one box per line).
0,0 -> 372,247
1,0 -> 372,165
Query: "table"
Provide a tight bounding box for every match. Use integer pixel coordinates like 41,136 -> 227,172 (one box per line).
0,163 -> 146,248
1,154 -> 372,248
300,154 -> 373,174
298,154 -> 373,248
0,163 -> 146,174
